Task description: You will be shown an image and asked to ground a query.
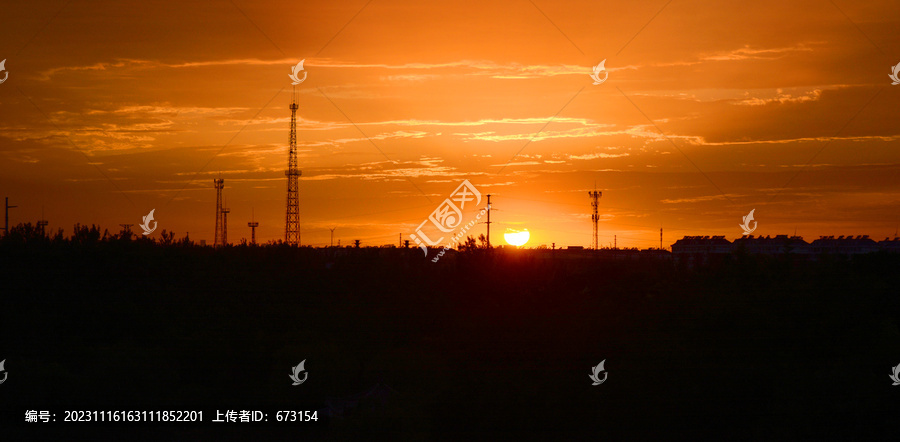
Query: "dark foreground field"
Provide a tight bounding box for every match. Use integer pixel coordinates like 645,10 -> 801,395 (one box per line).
3,238 -> 900,439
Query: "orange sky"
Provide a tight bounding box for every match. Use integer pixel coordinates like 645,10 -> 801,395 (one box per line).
1,0 -> 899,248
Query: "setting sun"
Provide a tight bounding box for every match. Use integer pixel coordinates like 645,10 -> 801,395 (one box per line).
504,229 -> 530,247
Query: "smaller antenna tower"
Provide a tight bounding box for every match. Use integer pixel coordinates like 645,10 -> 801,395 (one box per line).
221,206 -> 230,246
37,206 -> 48,237
247,221 -> 258,245
248,208 -> 259,245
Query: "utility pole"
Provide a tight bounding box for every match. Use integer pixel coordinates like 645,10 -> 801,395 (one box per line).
486,194 -> 492,248
3,197 -> 17,236
660,228 -> 663,250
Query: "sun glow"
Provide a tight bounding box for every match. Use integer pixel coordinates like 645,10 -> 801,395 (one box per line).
503,228 -> 530,247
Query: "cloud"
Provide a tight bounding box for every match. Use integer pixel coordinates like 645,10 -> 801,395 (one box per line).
660,194 -> 737,204
568,152 -> 630,160
733,89 -> 823,106
700,43 -> 819,62
36,57 -> 620,83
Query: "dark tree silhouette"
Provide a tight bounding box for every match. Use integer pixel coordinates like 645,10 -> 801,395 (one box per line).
1,227 -> 898,439
156,229 -> 175,245
71,223 -> 103,244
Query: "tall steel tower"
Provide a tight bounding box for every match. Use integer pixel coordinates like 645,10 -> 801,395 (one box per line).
284,87 -> 301,245
588,186 -> 602,250
214,178 -> 225,246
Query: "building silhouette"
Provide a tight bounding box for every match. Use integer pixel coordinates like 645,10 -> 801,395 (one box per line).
671,234 -> 899,262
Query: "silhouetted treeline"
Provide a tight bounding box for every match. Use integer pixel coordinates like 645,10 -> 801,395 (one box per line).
0,222 -> 184,247
2,230 -> 900,439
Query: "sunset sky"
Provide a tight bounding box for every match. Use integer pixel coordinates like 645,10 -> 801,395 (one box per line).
1,0 -> 899,248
